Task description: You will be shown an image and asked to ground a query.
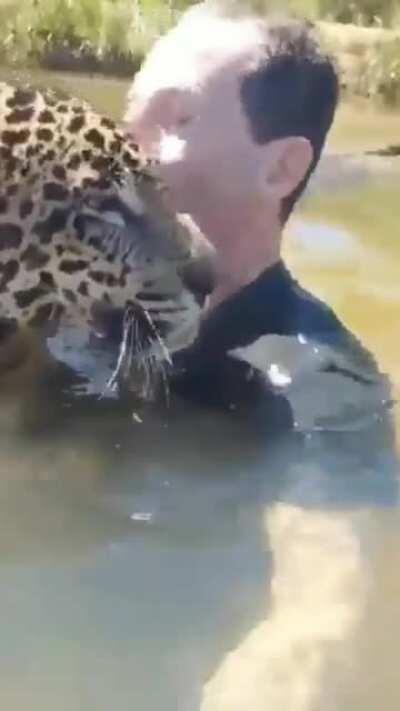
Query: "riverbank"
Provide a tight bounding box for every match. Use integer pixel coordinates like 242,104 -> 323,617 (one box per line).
1,0 -> 400,106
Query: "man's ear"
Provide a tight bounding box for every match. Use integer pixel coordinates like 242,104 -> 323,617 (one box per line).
262,136 -> 313,200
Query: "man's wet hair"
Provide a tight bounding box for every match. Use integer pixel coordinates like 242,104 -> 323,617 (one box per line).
239,18 -> 339,222
131,3 -> 338,224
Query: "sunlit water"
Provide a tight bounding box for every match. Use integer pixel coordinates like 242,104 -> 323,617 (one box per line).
0,70 -> 399,711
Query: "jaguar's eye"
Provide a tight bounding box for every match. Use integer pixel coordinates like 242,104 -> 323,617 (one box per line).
176,114 -> 193,128
102,211 -> 126,229
81,199 -> 96,213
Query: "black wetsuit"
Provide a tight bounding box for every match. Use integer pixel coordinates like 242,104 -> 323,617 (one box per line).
168,260 -> 397,508
172,259 -> 385,421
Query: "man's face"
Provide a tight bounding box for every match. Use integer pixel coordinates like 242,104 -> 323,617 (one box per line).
125,36 -> 267,216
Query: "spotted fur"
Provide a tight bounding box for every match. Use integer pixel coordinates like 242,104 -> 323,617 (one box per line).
0,82 -> 214,389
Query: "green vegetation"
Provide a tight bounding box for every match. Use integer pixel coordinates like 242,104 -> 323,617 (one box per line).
287,0 -> 400,26
0,0 -> 400,104
0,0 -> 196,75
316,21 -> 400,106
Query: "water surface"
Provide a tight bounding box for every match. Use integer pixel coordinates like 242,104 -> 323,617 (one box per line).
0,70 -> 399,711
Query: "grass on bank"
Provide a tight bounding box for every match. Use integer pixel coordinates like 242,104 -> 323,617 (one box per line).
0,0 -> 189,74
1,0 -> 400,104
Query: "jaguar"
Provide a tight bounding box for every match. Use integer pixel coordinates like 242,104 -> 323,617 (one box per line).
0,81 -> 215,399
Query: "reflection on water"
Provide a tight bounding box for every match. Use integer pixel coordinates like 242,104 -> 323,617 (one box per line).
202,505 -> 369,711
0,70 -> 399,710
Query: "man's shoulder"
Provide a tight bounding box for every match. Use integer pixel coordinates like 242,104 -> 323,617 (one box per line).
178,260 -> 380,374
173,261 -> 391,432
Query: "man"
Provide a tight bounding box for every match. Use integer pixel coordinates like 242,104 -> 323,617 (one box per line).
121,17 -> 398,707
125,14 -> 398,707
124,3 -> 391,432
126,5 -> 331,310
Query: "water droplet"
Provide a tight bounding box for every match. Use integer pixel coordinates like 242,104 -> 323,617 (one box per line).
130,512 -> 153,523
268,363 -> 292,387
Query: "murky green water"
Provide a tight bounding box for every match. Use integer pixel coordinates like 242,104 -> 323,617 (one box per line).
0,70 -> 399,711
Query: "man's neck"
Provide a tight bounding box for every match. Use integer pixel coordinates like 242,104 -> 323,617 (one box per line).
192,205 -> 282,311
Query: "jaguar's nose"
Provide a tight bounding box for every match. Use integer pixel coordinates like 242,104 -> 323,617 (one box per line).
180,251 -> 217,307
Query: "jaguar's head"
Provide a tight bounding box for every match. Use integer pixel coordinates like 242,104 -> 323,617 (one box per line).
72,169 -> 216,397
0,82 -> 216,400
